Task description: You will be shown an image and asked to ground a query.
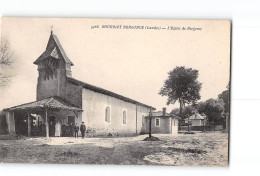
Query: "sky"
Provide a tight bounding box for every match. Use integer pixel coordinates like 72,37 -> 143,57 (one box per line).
0,18 -> 230,112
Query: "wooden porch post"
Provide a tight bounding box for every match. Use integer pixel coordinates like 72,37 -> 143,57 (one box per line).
27,112 -> 31,137
45,108 -> 49,139
5,111 -> 16,134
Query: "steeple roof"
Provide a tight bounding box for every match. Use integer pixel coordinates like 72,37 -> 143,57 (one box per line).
34,32 -> 74,66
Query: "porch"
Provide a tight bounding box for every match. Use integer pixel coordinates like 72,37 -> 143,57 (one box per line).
3,96 -> 83,138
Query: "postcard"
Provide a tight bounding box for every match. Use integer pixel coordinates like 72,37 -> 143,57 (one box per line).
0,17 -> 230,166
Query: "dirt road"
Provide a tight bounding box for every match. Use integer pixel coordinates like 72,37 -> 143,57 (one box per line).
0,132 -> 228,166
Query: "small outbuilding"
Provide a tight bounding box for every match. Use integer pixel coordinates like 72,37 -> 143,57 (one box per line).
144,108 -> 180,135
184,113 -> 206,126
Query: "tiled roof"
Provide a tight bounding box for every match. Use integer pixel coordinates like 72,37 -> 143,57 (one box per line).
68,77 -> 156,110
151,111 -> 171,117
34,32 -> 74,65
145,111 -> 180,119
4,96 -> 82,111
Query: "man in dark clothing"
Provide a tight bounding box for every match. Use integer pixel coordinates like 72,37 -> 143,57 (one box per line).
69,123 -> 74,137
80,122 -> 86,139
41,123 -> 46,136
74,123 -> 79,138
61,124 -> 66,137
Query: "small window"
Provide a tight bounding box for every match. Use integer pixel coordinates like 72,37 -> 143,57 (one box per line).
105,107 -> 110,122
123,110 -> 126,124
155,118 -> 160,127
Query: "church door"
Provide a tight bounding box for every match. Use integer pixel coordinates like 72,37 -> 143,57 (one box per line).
49,116 -> 56,137
68,116 -> 75,126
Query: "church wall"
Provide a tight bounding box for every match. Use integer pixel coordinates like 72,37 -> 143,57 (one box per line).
136,105 -> 151,133
65,81 -> 83,108
82,88 -> 151,136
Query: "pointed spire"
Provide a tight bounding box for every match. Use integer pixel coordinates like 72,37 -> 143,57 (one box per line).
34,30 -> 74,66
51,25 -> 53,35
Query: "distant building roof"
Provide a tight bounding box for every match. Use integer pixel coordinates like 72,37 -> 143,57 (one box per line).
145,111 -> 180,119
4,96 -> 82,111
34,32 -> 74,66
185,113 -> 205,120
68,77 -> 156,110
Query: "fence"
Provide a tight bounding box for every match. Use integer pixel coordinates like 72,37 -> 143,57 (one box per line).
180,125 -> 223,132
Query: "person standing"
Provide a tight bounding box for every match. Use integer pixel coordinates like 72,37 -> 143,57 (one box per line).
55,121 -> 61,137
61,124 -> 66,137
80,122 -> 86,139
42,123 -> 46,136
74,123 -> 79,138
69,123 -> 74,137
31,122 -> 37,136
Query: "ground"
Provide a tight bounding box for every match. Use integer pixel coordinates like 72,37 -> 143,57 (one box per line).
0,132 -> 228,166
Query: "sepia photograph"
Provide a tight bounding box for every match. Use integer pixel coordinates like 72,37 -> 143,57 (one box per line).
0,17 -> 230,166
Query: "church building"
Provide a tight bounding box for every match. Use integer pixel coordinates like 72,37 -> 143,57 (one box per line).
3,31 -> 155,138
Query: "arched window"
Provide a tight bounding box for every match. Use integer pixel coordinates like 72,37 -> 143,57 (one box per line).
105,106 -> 110,122
123,110 -> 126,124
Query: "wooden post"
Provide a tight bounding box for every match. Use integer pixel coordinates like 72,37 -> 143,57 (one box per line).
170,117 -> 172,134
149,109 -> 152,138
26,110 -> 31,137
188,117 -> 190,132
136,105 -> 138,135
27,113 -> 31,137
45,108 -> 49,138
203,119 -> 205,132
5,111 -> 16,134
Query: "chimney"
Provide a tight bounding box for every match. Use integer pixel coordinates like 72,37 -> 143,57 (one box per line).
162,107 -> 166,116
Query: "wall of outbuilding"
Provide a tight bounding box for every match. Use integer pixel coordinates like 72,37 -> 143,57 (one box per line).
145,116 -> 172,134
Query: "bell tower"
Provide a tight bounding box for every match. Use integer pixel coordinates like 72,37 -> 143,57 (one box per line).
34,31 -> 74,100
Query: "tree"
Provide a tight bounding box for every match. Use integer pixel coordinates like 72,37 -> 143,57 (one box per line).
0,38 -> 15,87
198,99 -> 225,125
171,108 -> 180,116
218,83 -> 230,114
159,66 -> 202,118
218,82 -> 230,129
171,105 -> 196,120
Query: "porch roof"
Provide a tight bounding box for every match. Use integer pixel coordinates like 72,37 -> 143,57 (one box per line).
3,96 -> 82,112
